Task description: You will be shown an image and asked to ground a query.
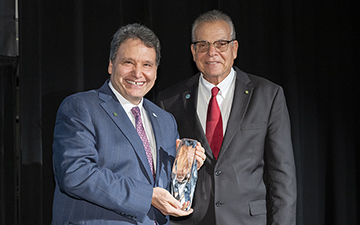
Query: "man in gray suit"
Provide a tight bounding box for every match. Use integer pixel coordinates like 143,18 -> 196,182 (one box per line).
52,23 -> 205,225
157,10 -> 297,225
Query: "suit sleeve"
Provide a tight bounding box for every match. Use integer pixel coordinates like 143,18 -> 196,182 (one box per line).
52,95 -> 153,222
264,87 -> 297,225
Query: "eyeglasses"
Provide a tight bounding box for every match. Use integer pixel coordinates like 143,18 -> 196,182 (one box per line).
192,40 -> 235,53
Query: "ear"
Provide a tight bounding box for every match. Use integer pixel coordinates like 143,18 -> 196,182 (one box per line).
154,68 -> 157,81
108,60 -> 113,74
232,40 -> 239,59
191,44 -> 196,61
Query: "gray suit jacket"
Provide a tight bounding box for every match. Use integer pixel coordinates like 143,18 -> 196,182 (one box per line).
52,80 -> 179,225
156,67 -> 297,225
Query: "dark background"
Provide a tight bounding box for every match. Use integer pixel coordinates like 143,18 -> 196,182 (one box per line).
1,0 -> 359,224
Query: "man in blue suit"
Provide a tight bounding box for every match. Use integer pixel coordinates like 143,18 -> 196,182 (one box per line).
52,23 -> 205,225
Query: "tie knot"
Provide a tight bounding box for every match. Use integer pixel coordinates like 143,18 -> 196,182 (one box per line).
211,87 -> 220,97
131,106 -> 141,118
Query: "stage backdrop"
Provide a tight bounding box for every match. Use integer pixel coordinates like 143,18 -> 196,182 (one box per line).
1,0 -> 358,224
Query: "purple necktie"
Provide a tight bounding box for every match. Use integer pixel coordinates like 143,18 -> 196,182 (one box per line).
206,87 -> 223,160
131,107 -> 155,178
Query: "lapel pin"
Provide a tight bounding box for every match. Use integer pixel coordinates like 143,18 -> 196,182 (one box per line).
113,112 -> 118,117
244,90 -> 249,94
185,94 -> 191,99
152,112 -> 157,117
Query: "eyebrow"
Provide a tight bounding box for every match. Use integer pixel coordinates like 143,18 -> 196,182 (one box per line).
121,57 -> 155,65
194,38 -> 231,42
121,57 -> 134,62
143,60 -> 155,65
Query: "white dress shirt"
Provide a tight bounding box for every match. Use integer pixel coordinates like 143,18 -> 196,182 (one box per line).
196,68 -> 236,136
109,81 -> 157,171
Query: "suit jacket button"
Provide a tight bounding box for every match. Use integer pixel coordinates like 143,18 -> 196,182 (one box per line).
214,170 -> 222,176
215,201 -> 223,207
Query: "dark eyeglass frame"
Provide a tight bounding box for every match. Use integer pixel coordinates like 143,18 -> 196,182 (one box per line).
192,39 -> 235,53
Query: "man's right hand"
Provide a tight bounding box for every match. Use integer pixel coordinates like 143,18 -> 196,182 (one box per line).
151,187 -> 193,217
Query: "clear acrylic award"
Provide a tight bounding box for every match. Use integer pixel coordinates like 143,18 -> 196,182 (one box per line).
171,138 -> 198,211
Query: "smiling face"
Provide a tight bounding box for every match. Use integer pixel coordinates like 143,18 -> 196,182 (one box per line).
191,20 -> 238,85
108,38 -> 157,105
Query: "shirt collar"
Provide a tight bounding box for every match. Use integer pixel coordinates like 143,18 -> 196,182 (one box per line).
199,67 -> 235,98
108,81 -> 144,113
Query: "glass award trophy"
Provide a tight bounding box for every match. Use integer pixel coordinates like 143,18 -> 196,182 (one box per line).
171,138 -> 198,211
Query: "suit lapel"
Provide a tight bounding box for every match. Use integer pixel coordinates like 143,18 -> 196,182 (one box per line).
183,75 -> 214,161
218,67 -> 252,159
143,100 -> 162,183
98,81 -> 155,184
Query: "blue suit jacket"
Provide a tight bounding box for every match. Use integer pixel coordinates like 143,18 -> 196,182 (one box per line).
52,80 -> 179,225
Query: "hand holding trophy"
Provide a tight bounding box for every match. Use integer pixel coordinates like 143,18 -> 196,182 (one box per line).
171,138 -> 198,211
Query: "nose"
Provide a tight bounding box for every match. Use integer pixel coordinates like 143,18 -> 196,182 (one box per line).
133,66 -> 142,78
207,43 -> 217,56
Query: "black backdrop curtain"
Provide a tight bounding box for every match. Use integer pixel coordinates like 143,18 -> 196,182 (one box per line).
0,55 -> 18,224
2,0 -> 358,224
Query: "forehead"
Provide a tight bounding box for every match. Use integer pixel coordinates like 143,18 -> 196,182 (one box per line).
194,20 -> 231,41
117,38 -> 156,59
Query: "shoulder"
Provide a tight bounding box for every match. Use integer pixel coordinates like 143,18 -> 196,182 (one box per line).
243,73 -> 286,104
234,66 -> 285,100
60,89 -> 99,106
60,80 -> 112,106
247,74 -> 283,95
56,88 -> 105,117
248,74 -> 280,88
234,66 -> 281,89
236,69 -> 283,95
156,74 -> 200,102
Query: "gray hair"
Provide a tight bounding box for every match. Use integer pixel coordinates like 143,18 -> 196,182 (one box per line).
109,23 -> 161,66
191,10 -> 236,42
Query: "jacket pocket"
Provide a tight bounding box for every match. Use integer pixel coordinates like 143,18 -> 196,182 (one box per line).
249,199 -> 267,216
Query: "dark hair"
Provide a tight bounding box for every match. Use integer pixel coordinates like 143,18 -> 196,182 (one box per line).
109,23 -> 161,66
192,10 -> 236,42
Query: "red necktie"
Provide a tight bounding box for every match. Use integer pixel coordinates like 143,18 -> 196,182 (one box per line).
206,87 -> 223,160
131,107 -> 155,179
